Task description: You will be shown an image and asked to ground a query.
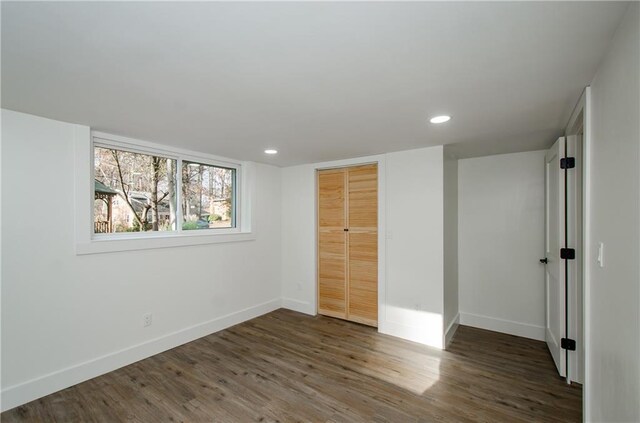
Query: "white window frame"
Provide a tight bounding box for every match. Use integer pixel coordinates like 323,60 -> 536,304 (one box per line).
75,130 -> 255,254
179,157 -> 238,231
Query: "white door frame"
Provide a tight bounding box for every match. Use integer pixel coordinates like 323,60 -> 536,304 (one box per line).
564,87 -> 591,417
312,154 -> 387,332
563,133 -> 582,386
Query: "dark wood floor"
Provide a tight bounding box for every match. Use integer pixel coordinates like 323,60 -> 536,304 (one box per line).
2,309 -> 582,422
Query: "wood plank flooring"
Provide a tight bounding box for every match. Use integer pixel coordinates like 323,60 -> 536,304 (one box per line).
2,309 -> 582,422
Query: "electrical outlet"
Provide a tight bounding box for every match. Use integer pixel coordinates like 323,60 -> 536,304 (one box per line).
143,313 -> 152,327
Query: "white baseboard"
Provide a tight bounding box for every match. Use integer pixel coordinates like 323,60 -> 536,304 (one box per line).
459,312 -> 545,341
281,297 -> 315,316
444,313 -> 460,348
1,298 -> 282,412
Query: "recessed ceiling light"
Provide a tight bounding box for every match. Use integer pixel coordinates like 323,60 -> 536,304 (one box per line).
430,115 -> 451,124
264,149 -> 278,155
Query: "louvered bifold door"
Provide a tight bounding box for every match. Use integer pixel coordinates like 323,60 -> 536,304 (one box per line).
347,165 -> 378,327
317,164 -> 378,327
317,168 -> 348,319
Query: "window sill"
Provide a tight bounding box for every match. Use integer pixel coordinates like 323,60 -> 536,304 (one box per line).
76,231 -> 255,255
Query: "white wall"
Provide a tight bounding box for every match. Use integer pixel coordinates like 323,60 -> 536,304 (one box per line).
443,150 -> 459,346
587,3 -> 639,421
281,146 -> 446,348
458,150 -> 546,341
0,110 -> 283,411
280,164 -> 316,315
385,147 -> 444,347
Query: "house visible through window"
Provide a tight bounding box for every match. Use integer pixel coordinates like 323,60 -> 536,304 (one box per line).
93,144 -> 237,235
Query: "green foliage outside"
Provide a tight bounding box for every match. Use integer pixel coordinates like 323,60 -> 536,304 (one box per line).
182,221 -> 199,230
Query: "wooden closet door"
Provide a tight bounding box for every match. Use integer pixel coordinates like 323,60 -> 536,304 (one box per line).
317,169 -> 347,319
317,164 -> 378,327
347,164 -> 378,327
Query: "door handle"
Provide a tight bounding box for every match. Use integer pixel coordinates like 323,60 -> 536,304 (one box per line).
539,258 -> 548,264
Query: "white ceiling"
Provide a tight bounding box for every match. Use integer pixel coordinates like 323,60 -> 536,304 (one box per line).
1,2 -> 628,166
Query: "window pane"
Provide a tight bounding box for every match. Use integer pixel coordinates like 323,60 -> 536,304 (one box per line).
94,147 -> 177,233
181,161 -> 235,230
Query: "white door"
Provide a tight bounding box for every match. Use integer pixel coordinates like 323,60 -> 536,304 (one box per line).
544,136 -> 566,377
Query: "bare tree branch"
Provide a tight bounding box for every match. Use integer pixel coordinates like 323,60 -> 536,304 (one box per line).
112,150 -> 144,229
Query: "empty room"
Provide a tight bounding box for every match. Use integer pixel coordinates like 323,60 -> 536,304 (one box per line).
1,1 -> 638,422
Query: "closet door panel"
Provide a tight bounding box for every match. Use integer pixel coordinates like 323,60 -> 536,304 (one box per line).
347,164 -> 378,327
348,231 -> 378,326
318,231 -> 346,317
317,169 -> 347,318
318,170 -> 346,230
348,164 -> 378,231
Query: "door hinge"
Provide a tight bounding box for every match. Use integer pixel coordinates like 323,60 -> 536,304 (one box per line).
560,248 -> 575,260
560,157 -> 576,169
561,338 -> 576,351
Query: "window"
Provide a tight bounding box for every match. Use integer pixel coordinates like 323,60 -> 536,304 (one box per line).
92,139 -> 238,236
94,146 -> 177,233
76,132 -> 252,254
181,161 -> 236,230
